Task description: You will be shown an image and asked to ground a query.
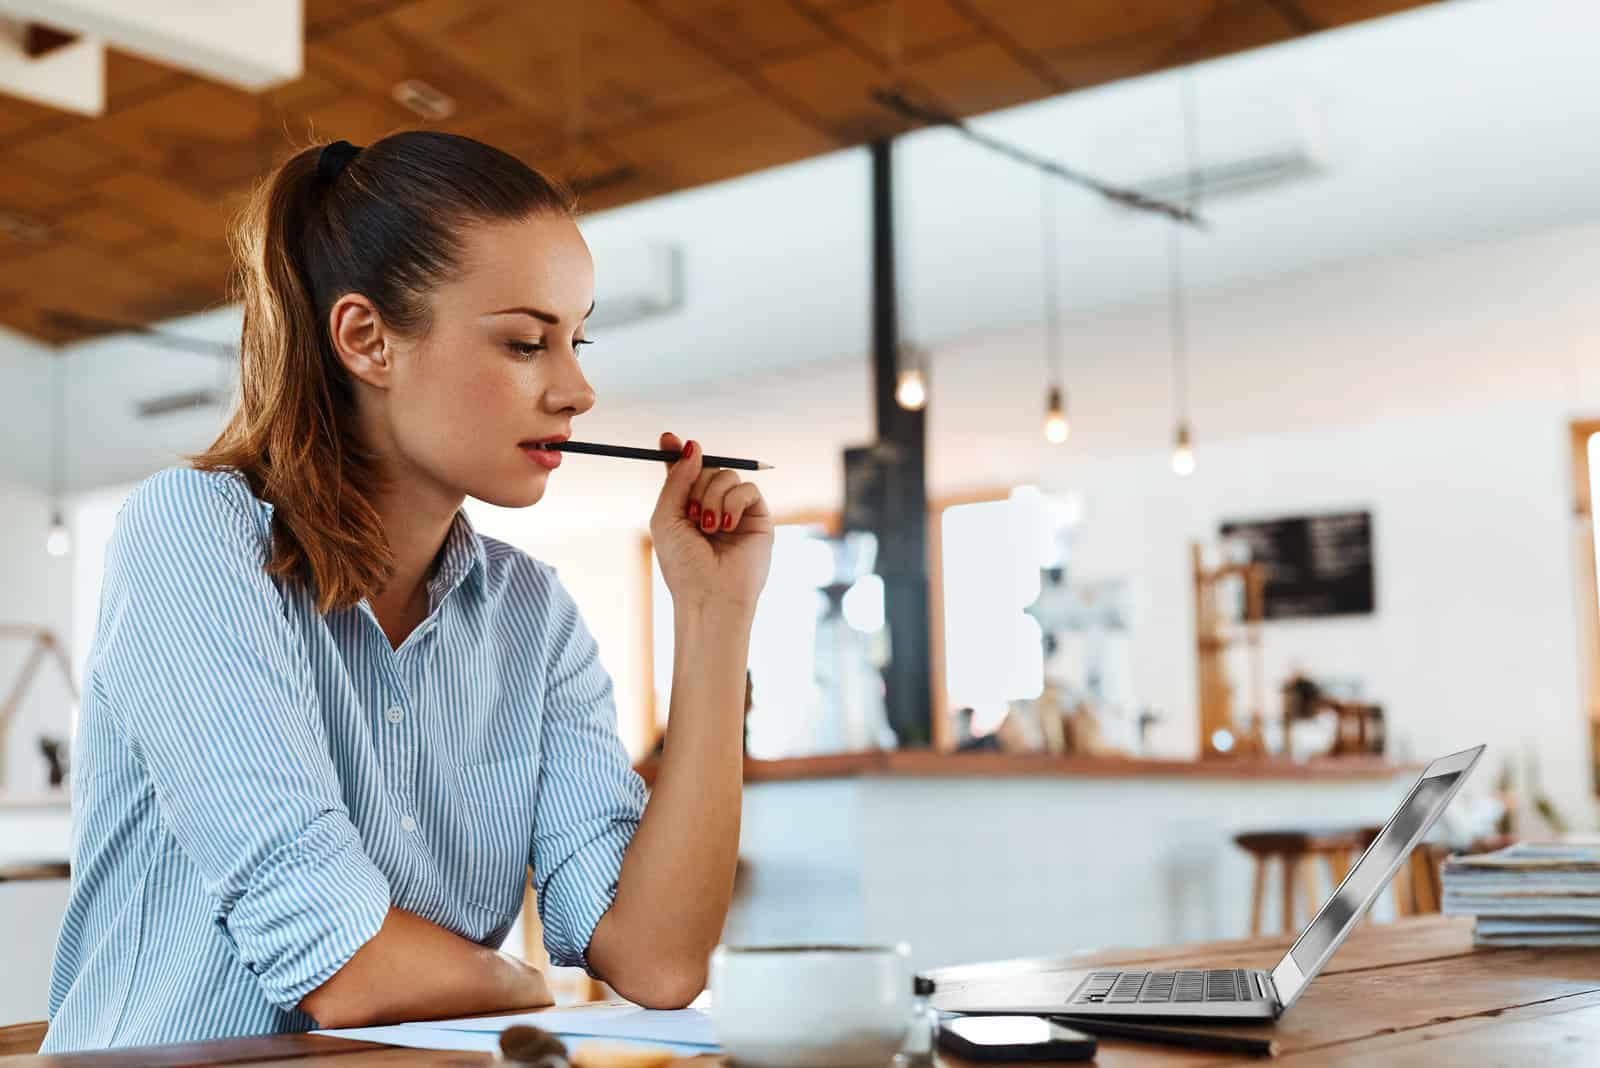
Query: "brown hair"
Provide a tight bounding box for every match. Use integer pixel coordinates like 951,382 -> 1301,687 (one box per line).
194,131 -> 575,613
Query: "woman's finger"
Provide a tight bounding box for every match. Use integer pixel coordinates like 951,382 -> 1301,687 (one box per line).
687,464 -> 717,521
697,469 -> 741,534
717,482 -> 763,533
651,432 -> 700,526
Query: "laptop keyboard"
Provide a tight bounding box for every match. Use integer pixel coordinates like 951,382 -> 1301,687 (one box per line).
1071,969 -> 1260,1005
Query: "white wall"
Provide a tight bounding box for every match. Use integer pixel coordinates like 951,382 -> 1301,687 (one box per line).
1045,404 -> 1589,822
0,480 -> 75,794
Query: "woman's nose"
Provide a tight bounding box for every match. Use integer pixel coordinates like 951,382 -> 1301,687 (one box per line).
549,352 -> 596,414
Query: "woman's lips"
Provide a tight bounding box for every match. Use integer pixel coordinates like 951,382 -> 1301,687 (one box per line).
520,444 -> 562,470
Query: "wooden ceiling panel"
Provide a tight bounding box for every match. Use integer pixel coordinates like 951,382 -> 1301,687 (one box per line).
759,43 -> 912,143
0,94 -> 68,145
20,127 -> 130,184
103,51 -> 186,112
647,0 -> 835,65
1292,0 -> 1423,25
55,205 -> 166,250
131,237 -> 236,303
905,38 -> 1058,117
90,81 -> 274,199
1041,19 -> 1196,89
0,162 -> 85,218
286,97 -> 414,151
1158,0 -> 1304,67
0,0 -> 1438,342
825,0 -> 984,63
308,13 -> 514,119
959,0 -> 1208,61
604,91 -> 837,192
426,0 -> 744,131
92,172 -> 238,245
0,243 -> 173,340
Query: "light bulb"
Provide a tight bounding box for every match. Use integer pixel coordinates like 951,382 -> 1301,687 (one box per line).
1043,385 -> 1070,444
1171,422 -> 1196,477
45,513 -> 71,557
895,367 -> 926,411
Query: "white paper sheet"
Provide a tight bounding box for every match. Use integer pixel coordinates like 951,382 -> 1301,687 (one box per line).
316,1021 -> 715,1057
423,1005 -> 717,1046
314,1005 -> 719,1054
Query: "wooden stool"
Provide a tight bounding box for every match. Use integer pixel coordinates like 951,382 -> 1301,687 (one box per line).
1234,827 -> 1379,936
1235,828 -> 1446,935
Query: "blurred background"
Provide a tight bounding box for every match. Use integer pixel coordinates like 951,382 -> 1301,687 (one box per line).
1,0 -> 1597,1023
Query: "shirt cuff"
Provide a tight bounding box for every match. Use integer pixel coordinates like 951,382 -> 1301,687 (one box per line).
539,820 -> 639,978
218,811 -> 392,1011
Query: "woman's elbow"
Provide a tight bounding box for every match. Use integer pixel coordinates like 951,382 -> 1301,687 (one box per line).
610,960 -> 706,1009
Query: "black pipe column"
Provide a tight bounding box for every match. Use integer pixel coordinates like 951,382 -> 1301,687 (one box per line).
868,139 -> 933,747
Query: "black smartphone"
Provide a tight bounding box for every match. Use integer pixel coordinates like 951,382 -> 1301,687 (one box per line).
938,1015 -> 1097,1062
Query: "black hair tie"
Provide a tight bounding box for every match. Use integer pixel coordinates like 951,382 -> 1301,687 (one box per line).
316,139 -> 362,186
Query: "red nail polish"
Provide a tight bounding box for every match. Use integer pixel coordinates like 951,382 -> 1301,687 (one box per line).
683,441 -> 695,459
688,501 -> 700,520
703,511 -> 717,530
722,512 -> 734,530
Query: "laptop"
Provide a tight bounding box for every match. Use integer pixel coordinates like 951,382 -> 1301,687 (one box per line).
931,744 -> 1485,1022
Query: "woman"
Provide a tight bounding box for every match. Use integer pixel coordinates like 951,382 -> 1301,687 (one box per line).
41,132 -> 772,1052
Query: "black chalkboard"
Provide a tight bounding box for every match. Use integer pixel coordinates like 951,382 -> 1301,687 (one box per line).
1219,511 -> 1375,619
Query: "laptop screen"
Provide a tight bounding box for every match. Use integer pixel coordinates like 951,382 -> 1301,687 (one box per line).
1270,745 -> 1482,1009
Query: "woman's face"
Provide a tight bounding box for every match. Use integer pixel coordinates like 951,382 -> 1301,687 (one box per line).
364,212 -> 598,510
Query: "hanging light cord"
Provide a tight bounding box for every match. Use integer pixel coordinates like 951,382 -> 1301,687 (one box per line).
49,353 -> 64,513
1041,173 -> 1063,388
1169,69 -> 1202,428
1167,224 -> 1189,427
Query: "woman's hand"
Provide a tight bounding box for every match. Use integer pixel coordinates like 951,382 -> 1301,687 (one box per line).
649,431 -> 774,619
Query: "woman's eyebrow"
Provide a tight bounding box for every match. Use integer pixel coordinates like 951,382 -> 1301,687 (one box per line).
488,300 -> 596,324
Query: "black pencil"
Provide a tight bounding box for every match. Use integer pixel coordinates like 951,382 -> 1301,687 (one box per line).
540,440 -> 772,471
1050,1016 -> 1278,1058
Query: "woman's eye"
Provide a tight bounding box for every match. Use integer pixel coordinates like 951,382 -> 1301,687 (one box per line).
508,341 -> 545,358
575,339 -> 594,353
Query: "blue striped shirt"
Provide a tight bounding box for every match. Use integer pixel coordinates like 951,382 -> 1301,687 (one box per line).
41,466 -> 646,1052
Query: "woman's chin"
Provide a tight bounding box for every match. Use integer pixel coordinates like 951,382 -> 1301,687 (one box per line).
470,475 -> 548,511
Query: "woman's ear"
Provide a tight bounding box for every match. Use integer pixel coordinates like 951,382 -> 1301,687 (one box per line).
328,293 -> 392,389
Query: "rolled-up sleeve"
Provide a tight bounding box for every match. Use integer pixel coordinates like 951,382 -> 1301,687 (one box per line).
92,469 -> 391,1010
529,569 -> 647,973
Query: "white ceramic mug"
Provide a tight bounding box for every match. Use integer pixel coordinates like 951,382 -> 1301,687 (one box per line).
709,943 -> 913,1067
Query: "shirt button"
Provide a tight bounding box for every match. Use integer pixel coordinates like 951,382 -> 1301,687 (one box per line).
400,815 -> 417,833
385,705 -> 404,724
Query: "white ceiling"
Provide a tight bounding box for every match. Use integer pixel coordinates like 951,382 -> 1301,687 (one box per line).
3,0 -> 1598,495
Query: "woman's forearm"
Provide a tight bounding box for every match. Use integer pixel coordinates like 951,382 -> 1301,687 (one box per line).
300,906 -> 552,1028
587,602 -> 751,1007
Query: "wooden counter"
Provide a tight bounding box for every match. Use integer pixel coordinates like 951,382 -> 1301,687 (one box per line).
637,750 -> 1410,786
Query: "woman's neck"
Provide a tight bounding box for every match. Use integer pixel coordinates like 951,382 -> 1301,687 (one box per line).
367,478 -> 464,650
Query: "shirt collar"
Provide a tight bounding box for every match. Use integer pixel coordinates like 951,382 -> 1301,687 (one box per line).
427,507 -> 488,602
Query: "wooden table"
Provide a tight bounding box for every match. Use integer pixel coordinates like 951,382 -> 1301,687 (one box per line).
4,917 -> 1598,1065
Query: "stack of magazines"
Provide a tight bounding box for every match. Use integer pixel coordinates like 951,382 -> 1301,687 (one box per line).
1442,838 -> 1600,946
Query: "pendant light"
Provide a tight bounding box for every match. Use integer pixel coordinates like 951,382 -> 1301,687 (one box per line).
895,344 -> 928,411
1040,174 -> 1069,444
1167,69 -> 1200,478
45,353 -> 71,557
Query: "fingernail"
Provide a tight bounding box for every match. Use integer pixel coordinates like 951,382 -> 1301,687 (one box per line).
683,441 -> 695,459
703,511 -> 717,531
722,512 -> 734,531
688,501 -> 700,520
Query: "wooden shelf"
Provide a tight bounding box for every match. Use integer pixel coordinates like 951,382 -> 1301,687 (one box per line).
635,751 -> 1412,787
